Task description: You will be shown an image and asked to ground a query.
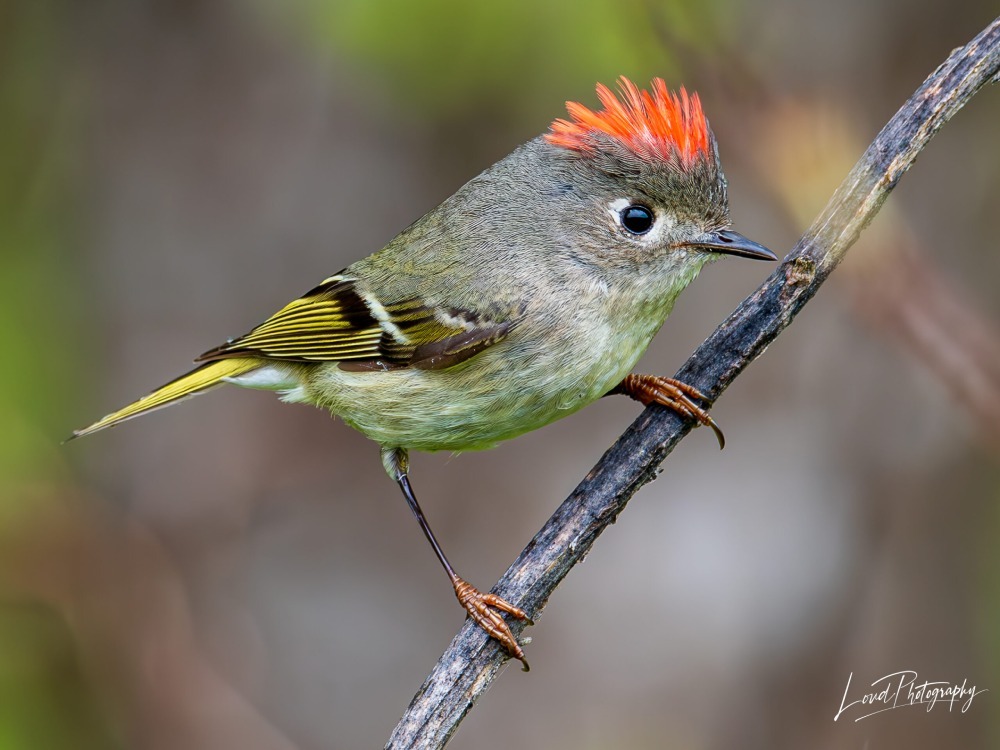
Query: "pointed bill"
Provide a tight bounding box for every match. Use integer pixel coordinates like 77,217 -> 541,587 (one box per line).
682,229 -> 777,261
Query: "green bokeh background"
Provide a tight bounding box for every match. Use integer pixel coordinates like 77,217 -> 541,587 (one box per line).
2,1 -> 999,748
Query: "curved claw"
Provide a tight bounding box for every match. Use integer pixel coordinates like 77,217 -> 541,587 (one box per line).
618,374 -> 726,449
453,578 -> 531,670
705,415 -> 726,450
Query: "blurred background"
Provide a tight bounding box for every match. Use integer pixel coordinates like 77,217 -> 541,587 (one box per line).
2,1 -> 999,748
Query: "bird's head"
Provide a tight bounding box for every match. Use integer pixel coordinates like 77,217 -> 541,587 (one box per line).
540,77 -> 775,273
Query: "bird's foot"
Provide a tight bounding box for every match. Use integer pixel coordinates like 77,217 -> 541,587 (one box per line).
452,576 -> 532,671
617,373 -> 725,449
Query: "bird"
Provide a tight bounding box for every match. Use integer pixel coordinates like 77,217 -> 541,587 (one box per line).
72,77 -> 776,670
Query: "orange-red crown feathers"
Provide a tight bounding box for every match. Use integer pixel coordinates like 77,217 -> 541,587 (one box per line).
545,77 -> 711,167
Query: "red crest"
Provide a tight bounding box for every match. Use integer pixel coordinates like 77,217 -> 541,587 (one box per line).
546,77 -> 711,167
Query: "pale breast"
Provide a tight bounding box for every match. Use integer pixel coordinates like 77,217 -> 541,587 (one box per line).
301,286 -> 672,452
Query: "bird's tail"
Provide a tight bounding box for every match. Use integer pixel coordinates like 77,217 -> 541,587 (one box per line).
70,358 -> 260,439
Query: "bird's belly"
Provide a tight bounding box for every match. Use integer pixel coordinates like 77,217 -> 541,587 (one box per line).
302,326 -> 648,452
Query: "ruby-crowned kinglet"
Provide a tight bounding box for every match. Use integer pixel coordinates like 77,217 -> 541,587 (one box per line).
73,77 -> 776,669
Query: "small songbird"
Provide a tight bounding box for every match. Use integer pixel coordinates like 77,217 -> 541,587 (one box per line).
73,77 -> 775,669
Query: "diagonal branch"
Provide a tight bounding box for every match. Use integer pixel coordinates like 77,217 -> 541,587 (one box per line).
387,16 -> 1000,750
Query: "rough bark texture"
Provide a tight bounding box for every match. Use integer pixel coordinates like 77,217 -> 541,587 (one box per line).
387,17 -> 1000,750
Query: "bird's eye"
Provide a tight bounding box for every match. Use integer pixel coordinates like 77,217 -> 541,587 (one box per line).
620,204 -> 655,235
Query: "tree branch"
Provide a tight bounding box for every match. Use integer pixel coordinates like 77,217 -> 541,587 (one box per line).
386,17 -> 1000,750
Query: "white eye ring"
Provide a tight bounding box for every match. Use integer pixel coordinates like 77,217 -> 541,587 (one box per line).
608,198 -> 661,238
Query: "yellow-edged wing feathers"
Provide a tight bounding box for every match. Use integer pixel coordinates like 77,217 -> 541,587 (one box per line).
73,275 -> 514,437
197,275 -> 514,371
196,276 -> 383,362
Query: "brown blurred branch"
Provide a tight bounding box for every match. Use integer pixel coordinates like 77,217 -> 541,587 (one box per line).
698,37 -> 1000,449
386,17 -> 1000,750
848,235 -> 1000,447
650,2 -> 1000,449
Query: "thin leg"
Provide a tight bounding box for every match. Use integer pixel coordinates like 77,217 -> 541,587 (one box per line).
608,373 -> 726,449
383,447 -> 532,670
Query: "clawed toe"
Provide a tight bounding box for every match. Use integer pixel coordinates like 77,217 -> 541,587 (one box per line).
453,577 -> 531,670
617,374 -> 725,449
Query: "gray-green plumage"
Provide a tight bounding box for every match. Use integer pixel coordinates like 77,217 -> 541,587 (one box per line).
72,79 -> 776,667
234,135 -> 729,453
76,125 -> 771,458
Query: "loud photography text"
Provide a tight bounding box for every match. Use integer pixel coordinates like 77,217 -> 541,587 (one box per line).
835,671 -> 986,722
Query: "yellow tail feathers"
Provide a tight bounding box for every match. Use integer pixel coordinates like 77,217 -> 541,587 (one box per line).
71,358 -> 260,439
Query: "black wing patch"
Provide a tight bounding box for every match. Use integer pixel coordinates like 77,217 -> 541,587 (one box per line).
196,275 -> 513,371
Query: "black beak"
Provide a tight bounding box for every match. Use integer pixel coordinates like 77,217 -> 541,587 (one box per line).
682,229 -> 777,261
